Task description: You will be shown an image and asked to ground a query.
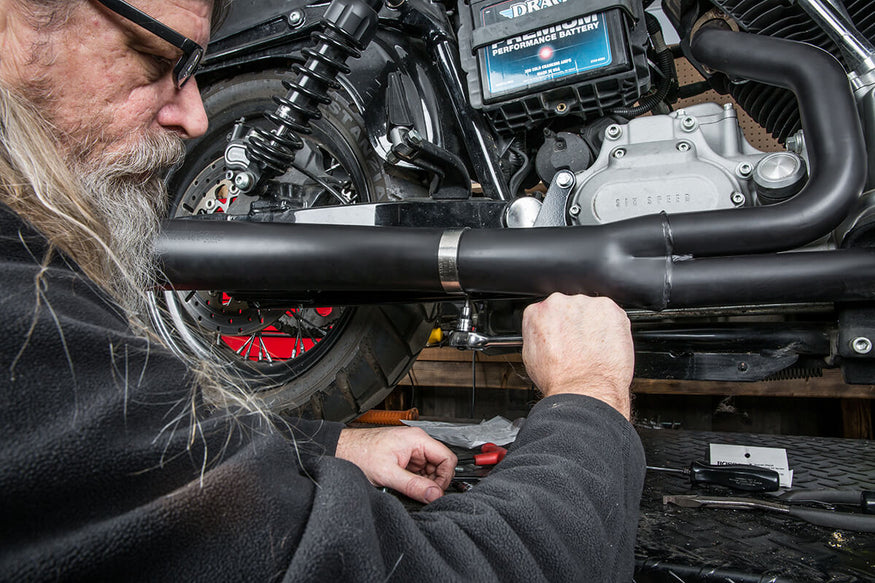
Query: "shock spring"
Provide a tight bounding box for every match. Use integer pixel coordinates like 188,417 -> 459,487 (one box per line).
238,0 -> 383,191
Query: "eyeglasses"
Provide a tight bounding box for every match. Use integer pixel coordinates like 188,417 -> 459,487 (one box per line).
95,0 -> 205,88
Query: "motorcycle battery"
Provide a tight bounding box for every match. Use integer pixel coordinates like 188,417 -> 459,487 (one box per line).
457,0 -> 650,133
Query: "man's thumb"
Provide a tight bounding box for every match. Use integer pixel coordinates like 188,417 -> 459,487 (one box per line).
399,471 -> 444,504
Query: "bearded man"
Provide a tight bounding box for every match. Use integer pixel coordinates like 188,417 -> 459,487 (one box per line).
0,0 -> 645,580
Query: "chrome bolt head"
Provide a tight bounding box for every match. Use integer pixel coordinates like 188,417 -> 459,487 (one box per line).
612,148 -> 627,159
737,162 -> 753,177
234,172 -> 254,192
730,191 -> 746,206
407,129 -> 423,145
676,142 -> 691,152
569,204 -> 581,217
606,124 -> 622,140
288,10 -> 305,27
852,336 -> 873,354
555,170 -> 575,188
681,116 -> 697,131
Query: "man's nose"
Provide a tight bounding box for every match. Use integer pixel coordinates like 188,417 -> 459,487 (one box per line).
156,78 -> 209,139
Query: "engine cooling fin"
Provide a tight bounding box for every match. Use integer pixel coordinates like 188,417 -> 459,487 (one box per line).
707,0 -> 875,143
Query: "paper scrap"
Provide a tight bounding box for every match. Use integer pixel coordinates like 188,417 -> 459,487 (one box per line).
401,415 -> 521,448
709,443 -> 793,488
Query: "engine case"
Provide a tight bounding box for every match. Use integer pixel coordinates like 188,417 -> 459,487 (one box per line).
568,102 -> 768,225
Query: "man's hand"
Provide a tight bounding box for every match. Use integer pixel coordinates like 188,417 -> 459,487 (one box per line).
335,426 -> 458,504
522,293 -> 634,419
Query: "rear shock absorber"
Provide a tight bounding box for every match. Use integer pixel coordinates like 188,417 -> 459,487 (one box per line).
226,0 -> 383,194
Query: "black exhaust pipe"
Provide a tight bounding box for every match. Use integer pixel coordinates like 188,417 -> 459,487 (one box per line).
157,29 -> 873,309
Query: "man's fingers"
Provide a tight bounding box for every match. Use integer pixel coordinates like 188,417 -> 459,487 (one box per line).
431,456 -> 456,491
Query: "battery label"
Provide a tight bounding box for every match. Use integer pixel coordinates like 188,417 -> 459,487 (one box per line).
479,0 -> 613,98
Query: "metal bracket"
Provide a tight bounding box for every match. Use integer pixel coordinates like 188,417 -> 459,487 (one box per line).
534,170 -> 576,227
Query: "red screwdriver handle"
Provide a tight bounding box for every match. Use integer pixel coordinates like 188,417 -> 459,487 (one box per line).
481,443 -> 507,462
473,451 -> 501,465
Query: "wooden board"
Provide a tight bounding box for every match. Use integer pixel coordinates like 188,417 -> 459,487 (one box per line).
400,348 -> 875,399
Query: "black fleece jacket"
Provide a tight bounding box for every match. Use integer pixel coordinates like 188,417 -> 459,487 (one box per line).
0,205 -> 645,582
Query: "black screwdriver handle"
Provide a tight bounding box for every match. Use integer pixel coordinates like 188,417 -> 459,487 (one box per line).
689,461 -> 781,492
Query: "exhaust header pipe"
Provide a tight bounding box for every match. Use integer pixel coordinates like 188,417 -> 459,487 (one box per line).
157,29 -> 874,309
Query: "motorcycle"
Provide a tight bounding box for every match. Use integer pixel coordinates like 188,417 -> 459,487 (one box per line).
153,0 -> 875,421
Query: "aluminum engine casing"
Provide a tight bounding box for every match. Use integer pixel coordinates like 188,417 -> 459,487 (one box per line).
568,103 -> 767,225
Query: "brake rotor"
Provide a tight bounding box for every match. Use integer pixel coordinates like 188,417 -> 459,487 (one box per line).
168,148 -> 352,356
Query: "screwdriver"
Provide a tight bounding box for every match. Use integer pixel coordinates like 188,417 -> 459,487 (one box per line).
647,461 -> 781,492
456,443 -> 508,466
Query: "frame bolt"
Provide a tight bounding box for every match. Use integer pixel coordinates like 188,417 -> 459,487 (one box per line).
555,170 -> 575,188
730,191 -> 746,206
852,336 -> 873,354
288,10 -> 305,27
569,204 -> 581,217
606,124 -> 622,140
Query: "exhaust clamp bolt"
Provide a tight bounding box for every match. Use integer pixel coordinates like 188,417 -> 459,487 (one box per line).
569,204 -> 581,217
681,116 -> 697,131
288,10 -> 305,27
730,191 -> 746,206
676,142 -> 691,152
612,148 -> 627,159
555,171 -> 575,188
852,336 -> 873,354
606,125 -> 622,140
737,162 -> 753,177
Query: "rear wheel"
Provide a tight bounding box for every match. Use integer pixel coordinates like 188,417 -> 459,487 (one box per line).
161,70 -> 433,420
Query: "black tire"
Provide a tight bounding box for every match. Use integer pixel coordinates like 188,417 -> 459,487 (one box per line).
162,70 -> 433,421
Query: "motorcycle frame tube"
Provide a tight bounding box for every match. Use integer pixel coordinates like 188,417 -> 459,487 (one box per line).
157,29 -> 873,309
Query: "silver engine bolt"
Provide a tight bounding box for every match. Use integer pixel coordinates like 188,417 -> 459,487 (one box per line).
681,116 -> 697,131
676,142 -> 691,152
730,191 -> 746,206
737,162 -> 753,177
786,130 -> 806,154
852,336 -> 873,354
612,148 -> 626,159
288,10 -> 305,27
605,124 -> 622,140
555,170 -> 575,188
569,204 -> 581,217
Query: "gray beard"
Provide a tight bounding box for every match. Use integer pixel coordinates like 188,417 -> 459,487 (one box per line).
76,132 -> 186,314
